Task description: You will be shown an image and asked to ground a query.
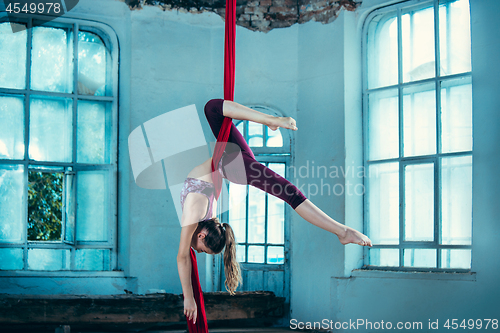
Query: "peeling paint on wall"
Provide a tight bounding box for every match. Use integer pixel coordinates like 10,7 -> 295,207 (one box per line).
122,0 -> 361,32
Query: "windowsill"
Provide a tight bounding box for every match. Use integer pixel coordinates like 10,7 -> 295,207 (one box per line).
350,269 -> 476,281
0,270 -> 127,278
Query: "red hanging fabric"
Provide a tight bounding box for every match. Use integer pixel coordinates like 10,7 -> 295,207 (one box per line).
184,247 -> 208,332
223,0 -> 236,102
185,0 -> 236,331
212,0 -> 237,200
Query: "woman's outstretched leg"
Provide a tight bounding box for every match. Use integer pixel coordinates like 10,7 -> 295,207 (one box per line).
204,99 -> 372,247
294,199 -> 372,246
241,160 -> 372,247
220,143 -> 372,247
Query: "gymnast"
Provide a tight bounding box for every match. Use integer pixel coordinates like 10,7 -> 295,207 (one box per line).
177,99 -> 372,323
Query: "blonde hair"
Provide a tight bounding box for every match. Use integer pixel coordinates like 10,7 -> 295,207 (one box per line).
196,218 -> 242,295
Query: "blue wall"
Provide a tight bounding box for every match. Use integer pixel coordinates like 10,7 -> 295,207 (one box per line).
322,0 -> 500,331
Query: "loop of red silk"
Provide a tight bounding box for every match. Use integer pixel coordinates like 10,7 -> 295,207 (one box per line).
213,0 -> 237,200
184,0 -> 236,331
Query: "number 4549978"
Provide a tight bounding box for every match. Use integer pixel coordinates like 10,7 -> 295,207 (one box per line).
6,2 -> 63,14
444,319 -> 498,330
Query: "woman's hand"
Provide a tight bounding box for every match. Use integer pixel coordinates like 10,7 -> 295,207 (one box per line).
184,296 -> 197,324
268,116 -> 298,131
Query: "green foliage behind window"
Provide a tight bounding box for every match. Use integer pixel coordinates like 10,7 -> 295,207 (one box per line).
28,171 -> 63,241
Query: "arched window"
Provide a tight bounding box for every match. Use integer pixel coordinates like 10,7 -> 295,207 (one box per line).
363,0 -> 472,271
218,105 -> 292,296
0,17 -> 118,271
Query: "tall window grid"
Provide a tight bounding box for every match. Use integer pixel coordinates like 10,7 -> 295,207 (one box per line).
225,114 -> 290,266
363,0 -> 472,271
0,17 -> 118,272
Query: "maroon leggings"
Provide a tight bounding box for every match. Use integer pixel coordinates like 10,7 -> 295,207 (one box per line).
204,99 -> 307,209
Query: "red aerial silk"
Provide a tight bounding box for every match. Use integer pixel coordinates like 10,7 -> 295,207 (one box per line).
184,247 -> 208,332
184,0 -> 236,330
213,0 -> 237,200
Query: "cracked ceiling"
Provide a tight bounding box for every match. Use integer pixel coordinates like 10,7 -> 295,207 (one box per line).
123,0 -> 361,32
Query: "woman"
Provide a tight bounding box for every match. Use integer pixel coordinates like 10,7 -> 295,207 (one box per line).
177,99 -> 372,323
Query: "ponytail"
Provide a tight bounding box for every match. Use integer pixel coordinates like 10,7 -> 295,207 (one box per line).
196,218 -> 242,295
221,222 -> 242,295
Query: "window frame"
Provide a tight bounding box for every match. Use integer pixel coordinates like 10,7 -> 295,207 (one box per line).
237,105 -> 291,156
212,105 -> 293,294
0,13 -> 119,274
224,105 -> 292,266
362,0 -> 473,272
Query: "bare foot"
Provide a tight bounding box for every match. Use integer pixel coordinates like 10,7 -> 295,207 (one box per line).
268,116 -> 298,131
337,227 -> 373,247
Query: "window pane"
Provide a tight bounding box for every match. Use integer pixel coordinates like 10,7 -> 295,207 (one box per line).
0,95 -> 25,160
76,170 -> 109,241
29,96 -> 73,162
368,248 -> 399,267
266,127 -> 283,147
439,0 -> 471,75
440,249 -> 470,269
0,248 -> 24,270
267,163 -> 285,244
75,249 -> 110,270
28,248 -> 70,270
28,171 -> 63,241
229,182 -> 247,244
236,121 -> 244,135
268,163 -> 285,178
0,165 -> 24,243
236,244 -> 246,262
77,101 -> 109,164
78,31 -> 109,96
267,246 -> 284,264
402,5 -> 435,82
247,185 -> 265,243
248,122 -> 263,147
441,156 -> 472,245
404,163 -> 434,242
65,172 -> 76,244
0,23 -> 27,89
367,163 -> 399,245
403,83 -> 436,157
368,89 -> 399,160
247,245 -> 264,263
367,13 -> 398,88
441,77 -> 472,153
267,194 -> 284,244
403,248 -> 436,268
31,26 -> 74,93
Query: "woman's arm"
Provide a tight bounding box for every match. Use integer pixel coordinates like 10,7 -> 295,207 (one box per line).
177,221 -> 197,298
178,219 -> 198,323
222,100 -> 298,131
